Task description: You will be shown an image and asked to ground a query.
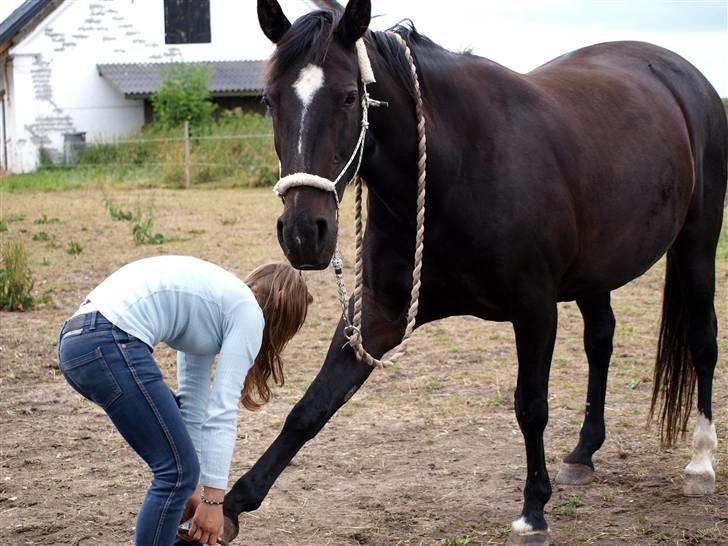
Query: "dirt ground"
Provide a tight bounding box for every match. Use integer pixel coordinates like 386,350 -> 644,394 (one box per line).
1,189 -> 726,546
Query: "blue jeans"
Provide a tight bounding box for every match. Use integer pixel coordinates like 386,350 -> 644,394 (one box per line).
58,312 -> 200,546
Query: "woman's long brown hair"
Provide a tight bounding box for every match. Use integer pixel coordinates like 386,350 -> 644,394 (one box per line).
241,262 -> 311,410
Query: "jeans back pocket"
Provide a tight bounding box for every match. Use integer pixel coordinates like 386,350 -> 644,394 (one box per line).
59,347 -> 123,409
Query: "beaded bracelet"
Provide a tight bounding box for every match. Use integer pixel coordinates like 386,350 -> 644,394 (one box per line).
200,495 -> 223,506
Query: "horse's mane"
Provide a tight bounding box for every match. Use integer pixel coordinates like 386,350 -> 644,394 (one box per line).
267,9 -> 452,103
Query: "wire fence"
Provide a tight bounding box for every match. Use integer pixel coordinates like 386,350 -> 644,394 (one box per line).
40,122 -> 278,188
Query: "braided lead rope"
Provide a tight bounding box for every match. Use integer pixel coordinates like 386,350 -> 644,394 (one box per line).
342,32 -> 427,368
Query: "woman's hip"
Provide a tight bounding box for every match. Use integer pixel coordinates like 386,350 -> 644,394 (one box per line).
57,311 -> 157,409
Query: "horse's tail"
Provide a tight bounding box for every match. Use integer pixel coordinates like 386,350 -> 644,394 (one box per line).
649,251 -> 696,447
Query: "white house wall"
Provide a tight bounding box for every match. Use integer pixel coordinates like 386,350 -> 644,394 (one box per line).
1,66 -> 6,171
5,0 -> 310,173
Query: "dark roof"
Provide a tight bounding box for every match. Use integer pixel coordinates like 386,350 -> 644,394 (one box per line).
0,0 -> 54,46
97,60 -> 266,98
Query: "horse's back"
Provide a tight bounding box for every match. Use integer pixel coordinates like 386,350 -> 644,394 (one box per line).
518,41 -> 726,298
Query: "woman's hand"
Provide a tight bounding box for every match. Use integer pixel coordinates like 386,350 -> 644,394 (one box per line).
180,485 -> 202,525
188,488 -> 225,545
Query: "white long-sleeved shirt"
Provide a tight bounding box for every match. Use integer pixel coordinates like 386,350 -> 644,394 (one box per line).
85,255 -> 264,489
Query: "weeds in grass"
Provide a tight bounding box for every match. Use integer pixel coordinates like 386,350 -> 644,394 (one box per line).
132,208 -> 175,245
485,396 -> 506,408
441,537 -> 472,546
103,198 -> 134,221
32,232 -> 51,241
66,241 -> 83,255
220,216 -> 238,226
427,380 -> 444,392
4,213 -> 24,222
0,238 -> 34,311
551,495 -> 584,518
0,219 -> 7,232
41,258 -> 50,266
493,527 -> 511,539
718,222 -> 728,262
33,214 -> 60,224
655,529 -> 674,543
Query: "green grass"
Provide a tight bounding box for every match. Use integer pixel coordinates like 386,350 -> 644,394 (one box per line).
441,537 -> 472,546
33,214 -> 60,224
718,216 -> 728,262
66,241 -> 83,255
0,238 -> 34,311
551,495 -> 584,518
103,198 -> 134,221
131,208 -> 177,245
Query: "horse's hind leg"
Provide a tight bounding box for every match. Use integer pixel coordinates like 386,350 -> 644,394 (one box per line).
667,147 -> 724,496
672,233 -> 720,496
555,292 -> 615,485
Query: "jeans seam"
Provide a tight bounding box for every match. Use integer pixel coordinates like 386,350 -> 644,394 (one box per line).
113,329 -> 184,546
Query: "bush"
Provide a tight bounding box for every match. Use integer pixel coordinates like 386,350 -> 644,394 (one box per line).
151,64 -> 217,130
0,239 -> 34,311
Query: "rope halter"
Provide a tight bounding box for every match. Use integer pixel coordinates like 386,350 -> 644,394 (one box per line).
272,34 -> 427,369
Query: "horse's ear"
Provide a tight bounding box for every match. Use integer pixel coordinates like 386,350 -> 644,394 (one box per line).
258,0 -> 291,44
336,0 -> 371,47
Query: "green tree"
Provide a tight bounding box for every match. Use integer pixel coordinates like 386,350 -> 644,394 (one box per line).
151,64 -> 217,129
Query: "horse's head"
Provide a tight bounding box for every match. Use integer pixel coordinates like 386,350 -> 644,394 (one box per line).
258,0 -> 371,270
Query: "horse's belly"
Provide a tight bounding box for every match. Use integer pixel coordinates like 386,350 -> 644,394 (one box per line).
558,174 -> 693,300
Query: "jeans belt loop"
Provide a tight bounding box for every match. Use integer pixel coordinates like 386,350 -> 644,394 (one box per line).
88,310 -> 98,332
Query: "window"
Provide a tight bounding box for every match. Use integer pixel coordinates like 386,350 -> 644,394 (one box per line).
164,0 -> 211,44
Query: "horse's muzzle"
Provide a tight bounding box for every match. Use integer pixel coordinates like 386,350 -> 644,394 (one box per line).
277,214 -> 335,270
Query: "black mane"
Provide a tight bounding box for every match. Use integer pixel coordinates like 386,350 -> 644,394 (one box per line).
266,9 -> 450,103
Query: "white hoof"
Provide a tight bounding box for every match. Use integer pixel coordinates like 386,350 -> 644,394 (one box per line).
683,470 -> 716,496
682,414 -> 717,497
506,530 -> 550,546
554,462 -> 594,485
507,517 -> 550,545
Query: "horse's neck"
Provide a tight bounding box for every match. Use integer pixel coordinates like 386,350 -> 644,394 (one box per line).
361,45 -> 424,224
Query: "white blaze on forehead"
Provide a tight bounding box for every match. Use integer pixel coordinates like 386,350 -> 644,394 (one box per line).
294,64 -> 324,106
294,64 -> 325,155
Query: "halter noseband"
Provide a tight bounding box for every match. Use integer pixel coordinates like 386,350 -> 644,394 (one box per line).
272,38 -> 385,205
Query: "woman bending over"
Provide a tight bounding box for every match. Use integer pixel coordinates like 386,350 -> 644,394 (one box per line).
57,256 -> 311,546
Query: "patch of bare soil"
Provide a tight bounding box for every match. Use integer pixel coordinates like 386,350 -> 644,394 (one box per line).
1,190 -> 726,545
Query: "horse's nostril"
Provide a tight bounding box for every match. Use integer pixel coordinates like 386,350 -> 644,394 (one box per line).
316,218 -> 328,244
276,218 -> 284,243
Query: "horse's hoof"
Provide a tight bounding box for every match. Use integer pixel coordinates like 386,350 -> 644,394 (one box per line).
505,531 -> 550,545
554,462 -> 594,485
683,470 -> 715,496
222,515 -> 239,544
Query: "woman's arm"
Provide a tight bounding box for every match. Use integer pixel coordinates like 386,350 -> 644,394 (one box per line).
198,301 -> 264,490
177,352 -> 214,461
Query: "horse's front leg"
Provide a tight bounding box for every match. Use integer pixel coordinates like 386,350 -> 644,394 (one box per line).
222,295 -> 404,541
508,303 -> 557,546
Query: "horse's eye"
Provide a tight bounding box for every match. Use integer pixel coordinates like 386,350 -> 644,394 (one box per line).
343,91 -> 358,107
261,95 -> 272,110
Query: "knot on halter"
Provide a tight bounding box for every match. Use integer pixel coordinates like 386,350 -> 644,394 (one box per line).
272,38 -> 382,203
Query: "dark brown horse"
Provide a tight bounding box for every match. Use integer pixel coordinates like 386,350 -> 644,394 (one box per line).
222,1 -> 726,543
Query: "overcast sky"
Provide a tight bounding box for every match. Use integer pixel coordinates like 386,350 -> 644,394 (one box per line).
2,0 -> 726,95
